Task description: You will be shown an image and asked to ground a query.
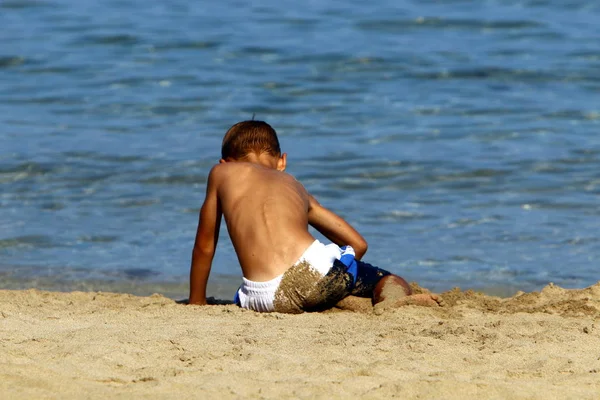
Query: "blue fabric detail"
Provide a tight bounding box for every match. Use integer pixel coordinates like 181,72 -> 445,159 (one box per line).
339,246 -> 358,285
233,287 -> 241,305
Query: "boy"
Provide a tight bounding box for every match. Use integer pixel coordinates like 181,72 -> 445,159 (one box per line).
189,121 -> 442,313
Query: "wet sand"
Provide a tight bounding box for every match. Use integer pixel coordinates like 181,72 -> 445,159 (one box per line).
1,282 -> 600,399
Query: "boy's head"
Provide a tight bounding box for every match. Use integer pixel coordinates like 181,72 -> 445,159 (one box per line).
220,120 -> 286,170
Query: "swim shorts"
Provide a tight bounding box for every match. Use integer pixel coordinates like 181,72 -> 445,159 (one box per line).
234,240 -> 391,313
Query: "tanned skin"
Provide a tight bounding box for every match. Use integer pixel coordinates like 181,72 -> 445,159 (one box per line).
189,151 -> 443,308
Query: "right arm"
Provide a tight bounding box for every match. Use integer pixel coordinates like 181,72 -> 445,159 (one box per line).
306,194 -> 368,260
189,166 -> 223,305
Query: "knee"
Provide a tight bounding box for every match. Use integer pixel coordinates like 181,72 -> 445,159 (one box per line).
373,275 -> 412,304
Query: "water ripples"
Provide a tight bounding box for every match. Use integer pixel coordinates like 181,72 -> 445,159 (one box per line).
1,0 -> 600,295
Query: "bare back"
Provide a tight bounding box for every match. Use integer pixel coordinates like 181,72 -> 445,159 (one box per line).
213,162 -> 315,281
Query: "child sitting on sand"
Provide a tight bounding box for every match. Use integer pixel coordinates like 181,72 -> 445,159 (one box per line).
188,120 -> 442,313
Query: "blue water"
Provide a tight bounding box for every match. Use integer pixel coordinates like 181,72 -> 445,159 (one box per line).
1,0 -> 599,299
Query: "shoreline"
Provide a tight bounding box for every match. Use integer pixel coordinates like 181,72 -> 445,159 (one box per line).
0,270 -> 571,301
2,282 -> 600,399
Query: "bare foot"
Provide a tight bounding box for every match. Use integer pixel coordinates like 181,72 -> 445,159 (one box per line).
373,294 -> 445,315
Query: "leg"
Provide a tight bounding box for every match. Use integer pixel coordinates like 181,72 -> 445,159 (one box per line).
334,296 -> 373,312
351,260 -> 444,309
373,275 -> 444,309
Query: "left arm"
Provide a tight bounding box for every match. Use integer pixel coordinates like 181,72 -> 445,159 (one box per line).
188,167 -> 222,305
307,194 -> 368,260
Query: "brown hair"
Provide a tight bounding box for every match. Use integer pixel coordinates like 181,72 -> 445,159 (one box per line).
221,120 -> 281,160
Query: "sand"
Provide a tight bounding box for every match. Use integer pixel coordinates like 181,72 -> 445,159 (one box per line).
1,282 -> 600,399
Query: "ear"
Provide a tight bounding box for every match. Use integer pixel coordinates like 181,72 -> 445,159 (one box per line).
276,153 -> 287,171
219,158 -> 227,164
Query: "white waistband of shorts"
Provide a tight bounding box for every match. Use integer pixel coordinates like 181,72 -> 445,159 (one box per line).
241,274 -> 284,296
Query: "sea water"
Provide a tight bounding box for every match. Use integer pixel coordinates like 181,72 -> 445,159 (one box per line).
1,0 -> 599,299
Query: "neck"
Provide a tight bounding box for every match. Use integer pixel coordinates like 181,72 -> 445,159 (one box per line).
242,152 -> 278,169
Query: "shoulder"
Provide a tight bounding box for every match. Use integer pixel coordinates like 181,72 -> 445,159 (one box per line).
208,162 -> 239,179
282,173 -> 315,207
289,176 -> 319,209
206,162 -> 253,187
206,163 -> 232,189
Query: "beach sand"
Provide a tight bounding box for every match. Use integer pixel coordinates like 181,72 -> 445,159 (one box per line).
1,283 -> 600,399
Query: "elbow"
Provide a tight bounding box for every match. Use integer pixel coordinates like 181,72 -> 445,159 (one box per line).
353,239 -> 368,260
193,243 -> 215,258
